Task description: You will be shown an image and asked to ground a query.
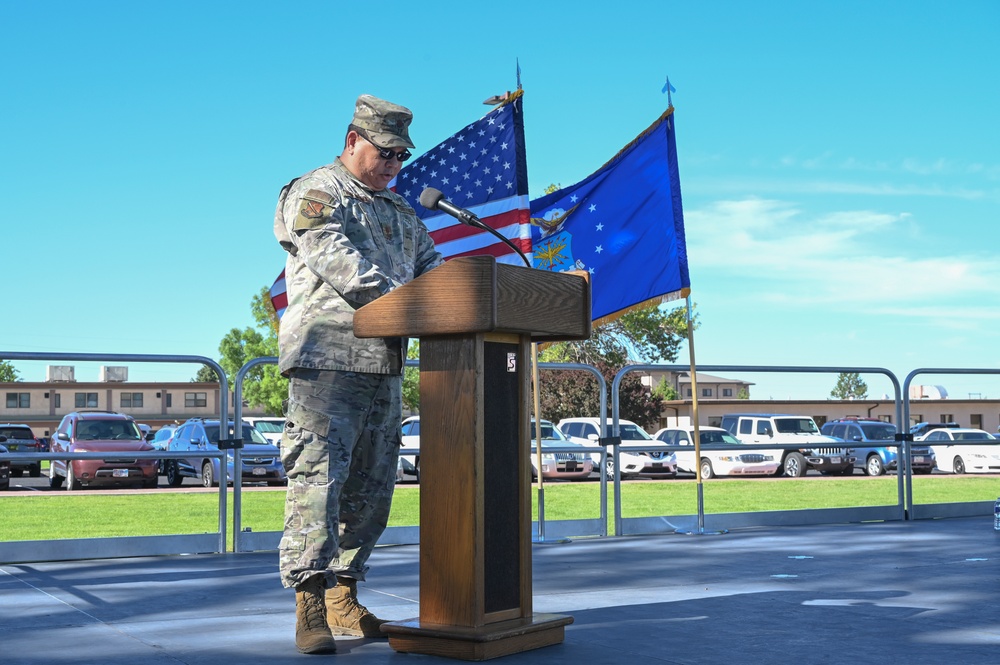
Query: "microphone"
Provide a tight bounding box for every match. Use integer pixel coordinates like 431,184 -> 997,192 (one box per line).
418,187 -> 532,268
419,187 -> 480,226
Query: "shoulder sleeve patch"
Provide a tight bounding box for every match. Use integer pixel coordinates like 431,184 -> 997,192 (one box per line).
293,189 -> 338,230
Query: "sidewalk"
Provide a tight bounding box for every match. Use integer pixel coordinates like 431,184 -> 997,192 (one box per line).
2,517 -> 998,664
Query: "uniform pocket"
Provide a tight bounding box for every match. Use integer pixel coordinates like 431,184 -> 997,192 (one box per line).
285,399 -> 332,438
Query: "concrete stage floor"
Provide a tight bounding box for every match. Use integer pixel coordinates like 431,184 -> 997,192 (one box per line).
2,517 -> 998,664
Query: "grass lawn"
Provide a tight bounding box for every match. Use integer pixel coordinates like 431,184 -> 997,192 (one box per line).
0,476 -> 995,542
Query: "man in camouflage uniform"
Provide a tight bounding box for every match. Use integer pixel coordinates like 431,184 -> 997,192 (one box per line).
273,94 -> 443,655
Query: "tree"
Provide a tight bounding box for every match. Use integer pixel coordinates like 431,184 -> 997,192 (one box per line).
652,377 -> 679,401
402,341 -> 420,412
0,360 -> 21,382
193,365 -> 219,383
831,372 -> 868,400
536,303 -> 695,429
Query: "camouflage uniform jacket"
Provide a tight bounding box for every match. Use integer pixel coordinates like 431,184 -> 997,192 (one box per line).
274,158 -> 443,376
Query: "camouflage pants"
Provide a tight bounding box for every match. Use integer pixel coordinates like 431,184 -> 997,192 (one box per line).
278,368 -> 401,589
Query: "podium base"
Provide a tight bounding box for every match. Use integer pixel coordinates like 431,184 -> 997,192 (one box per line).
382,612 -> 573,661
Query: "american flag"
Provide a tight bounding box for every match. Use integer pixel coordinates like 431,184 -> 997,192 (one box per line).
270,91 -> 531,319
391,90 -> 531,264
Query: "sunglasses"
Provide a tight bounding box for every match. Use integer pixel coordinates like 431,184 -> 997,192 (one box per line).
359,132 -> 411,162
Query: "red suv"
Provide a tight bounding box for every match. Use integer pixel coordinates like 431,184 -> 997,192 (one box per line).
49,411 -> 158,490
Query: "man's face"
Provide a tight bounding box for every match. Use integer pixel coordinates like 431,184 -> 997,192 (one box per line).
345,132 -> 405,191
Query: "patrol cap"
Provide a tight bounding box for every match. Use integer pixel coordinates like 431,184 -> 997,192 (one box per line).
351,94 -> 415,149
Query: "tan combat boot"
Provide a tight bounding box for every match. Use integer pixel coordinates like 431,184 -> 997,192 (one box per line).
295,576 -> 337,654
325,577 -> 388,638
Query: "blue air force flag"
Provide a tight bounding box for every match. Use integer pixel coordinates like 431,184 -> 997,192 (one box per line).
529,107 -> 690,324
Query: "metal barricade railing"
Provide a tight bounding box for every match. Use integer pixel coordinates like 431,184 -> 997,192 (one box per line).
0,351 -> 230,563
537,362 -> 609,539
903,367 -> 1000,520
230,358 -> 612,551
611,363 -> 905,535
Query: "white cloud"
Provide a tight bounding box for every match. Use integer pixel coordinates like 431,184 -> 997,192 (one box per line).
685,197 -> 1000,314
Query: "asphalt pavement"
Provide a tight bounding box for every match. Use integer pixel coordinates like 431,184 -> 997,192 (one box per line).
2,516 -> 998,665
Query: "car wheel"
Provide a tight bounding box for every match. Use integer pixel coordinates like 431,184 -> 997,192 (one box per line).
605,456 -> 618,481
165,461 -> 184,487
783,453 -> 806,478
699,458 -> 714,480
953,456 -> 966,474
29,464 -> 41,478
866,456 -> 885,476
414,458 -> 420,482
202,461 -> 217,488
837,465 -> 854,476
66,463 -> 82,491
49,461 -> 64,489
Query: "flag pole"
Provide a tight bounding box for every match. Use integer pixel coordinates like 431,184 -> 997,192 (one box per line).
531,342 -> 569,544
676,294 -> 727,536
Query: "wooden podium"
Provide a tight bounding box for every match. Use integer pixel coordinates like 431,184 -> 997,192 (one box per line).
354,256 -> 591,660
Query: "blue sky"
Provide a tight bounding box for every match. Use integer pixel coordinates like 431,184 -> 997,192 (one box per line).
2,1 -> 998,401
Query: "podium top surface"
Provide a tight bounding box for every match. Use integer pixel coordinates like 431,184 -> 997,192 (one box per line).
353,256 -> 591,342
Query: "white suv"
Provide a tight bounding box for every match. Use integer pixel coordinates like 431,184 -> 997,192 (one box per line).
557,417 -> 676,480
720,413 -> 854,477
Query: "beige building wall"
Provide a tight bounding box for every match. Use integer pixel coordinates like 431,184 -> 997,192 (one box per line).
0,381 -> 243,436
657,398 -> 1000,433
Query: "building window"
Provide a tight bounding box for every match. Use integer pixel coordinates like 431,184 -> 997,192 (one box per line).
685,388 -> 692,397
970,414 -> 983,429
940,414 -> 954,424
166,393 -> 172,408
5,392 -> 30,408
75,392 -> 99,408
722,388 -> 733,397
185,392 -> 207,408
54,394 -> 61,408
701,388 -> 712,397
120,392 -> 144,408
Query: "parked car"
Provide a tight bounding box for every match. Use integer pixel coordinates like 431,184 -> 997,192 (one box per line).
244,417 -> 286,446
908,421 -> 960,437
400,415 -> 420,480
917,428 -> 1000,474
164,418 -> 286,488
0,442 -> 10,490
49,411 -> 159,490
820,418 -> 935,476
530,419 -> 594,481
149,425 -> 179,475
557,417 -> 676,480
0,423 -> 44,477
720,413 -> 854,477
653,425 -> 780,479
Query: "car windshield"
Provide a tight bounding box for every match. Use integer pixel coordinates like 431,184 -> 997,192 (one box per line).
702,431 -> 741,445
77,420 -> 142,441
774,418 -> 820,434
0,427 -> 33,440
534,422 -> 566,440
205,424 -> 270,445
619,424 -> 652,440
860,424 -> 896,441
253,421 -> 285,433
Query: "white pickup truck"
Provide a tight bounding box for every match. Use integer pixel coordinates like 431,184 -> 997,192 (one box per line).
720,413 -> 855,477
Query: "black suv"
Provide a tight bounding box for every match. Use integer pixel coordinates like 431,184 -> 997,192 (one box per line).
0,424 -> 43,477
